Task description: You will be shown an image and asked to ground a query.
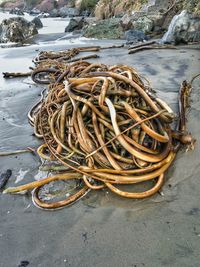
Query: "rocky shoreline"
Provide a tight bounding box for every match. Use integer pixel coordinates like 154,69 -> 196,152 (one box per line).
1,11 -> 199,46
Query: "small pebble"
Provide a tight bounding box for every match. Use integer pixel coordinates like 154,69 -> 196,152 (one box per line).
18,260 -> 29,267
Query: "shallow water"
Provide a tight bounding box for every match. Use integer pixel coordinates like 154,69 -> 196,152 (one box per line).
0,11 -> 70,34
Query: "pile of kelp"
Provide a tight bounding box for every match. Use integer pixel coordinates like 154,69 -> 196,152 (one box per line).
2,46 -> 196,209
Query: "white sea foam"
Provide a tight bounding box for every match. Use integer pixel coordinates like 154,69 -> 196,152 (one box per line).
15,169 -> 29,183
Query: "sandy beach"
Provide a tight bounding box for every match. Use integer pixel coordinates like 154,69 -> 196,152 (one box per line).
0,14 -> 200,266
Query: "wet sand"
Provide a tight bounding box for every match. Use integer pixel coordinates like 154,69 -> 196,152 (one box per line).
0,40 -> 200,267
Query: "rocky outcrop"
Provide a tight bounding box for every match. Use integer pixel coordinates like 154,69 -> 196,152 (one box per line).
120,2 -> 182,37
141,0 -> 172,13
93,0 -> 188,38
65,17 -> 87,32
133,16 -> 154,34
161,10 -> 200,44
0,0 -> 24,9
120,14 -> 154,34
83,18 -> 123,39
59,7 -> 80,17
35,0 -> 55,12
125,29 -> 148,44
49,7 -> 80,17
31,17 -> 43,29
9,8 -> 24,15
0,17 -> 38,43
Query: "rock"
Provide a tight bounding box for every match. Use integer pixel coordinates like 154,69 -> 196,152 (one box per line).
50,8 -> 59,17
31,17 -> 43,29
30,8 -> 41,16
35,0 -> 54,13
142,0 -> 172,13
9,8 -> 24,15
18,260 -> 29,267
161,10 -> 200,44
59,7 -> 80,17
80,10 -> 90,17
131,11 -> 147,19
120,14 -> 134,31
0,17 -> 38,43
85,17 -> 97,25
124,29 -> 148,44
148,13 -> 165,28
65,17 -> 87,32
1,0 -> 24,10
83,18 -> 124,39
121,13 -> 154,33
133,16 -> 154,34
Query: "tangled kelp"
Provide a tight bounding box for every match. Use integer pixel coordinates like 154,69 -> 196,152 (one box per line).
2,46 -> 196,210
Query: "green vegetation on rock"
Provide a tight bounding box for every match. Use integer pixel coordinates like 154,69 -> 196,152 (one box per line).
83,18 -> 123,39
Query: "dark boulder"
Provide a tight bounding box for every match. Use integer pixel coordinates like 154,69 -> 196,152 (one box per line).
83,18 -> 124,39
125,29 -> 148,44
65,17 -> 87,32
9,8 -> 24,16
80,10 -> 90,17
31,17 -> 43,29
0,17 -> 38,43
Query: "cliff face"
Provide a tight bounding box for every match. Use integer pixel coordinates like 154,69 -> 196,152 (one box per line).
94,0 -> 148,20
0,0 -> 73,9
94,0 -> 200,20
0,0 -> 199,16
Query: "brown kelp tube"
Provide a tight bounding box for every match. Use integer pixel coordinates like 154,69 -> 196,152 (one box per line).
2,46 -> 195,210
